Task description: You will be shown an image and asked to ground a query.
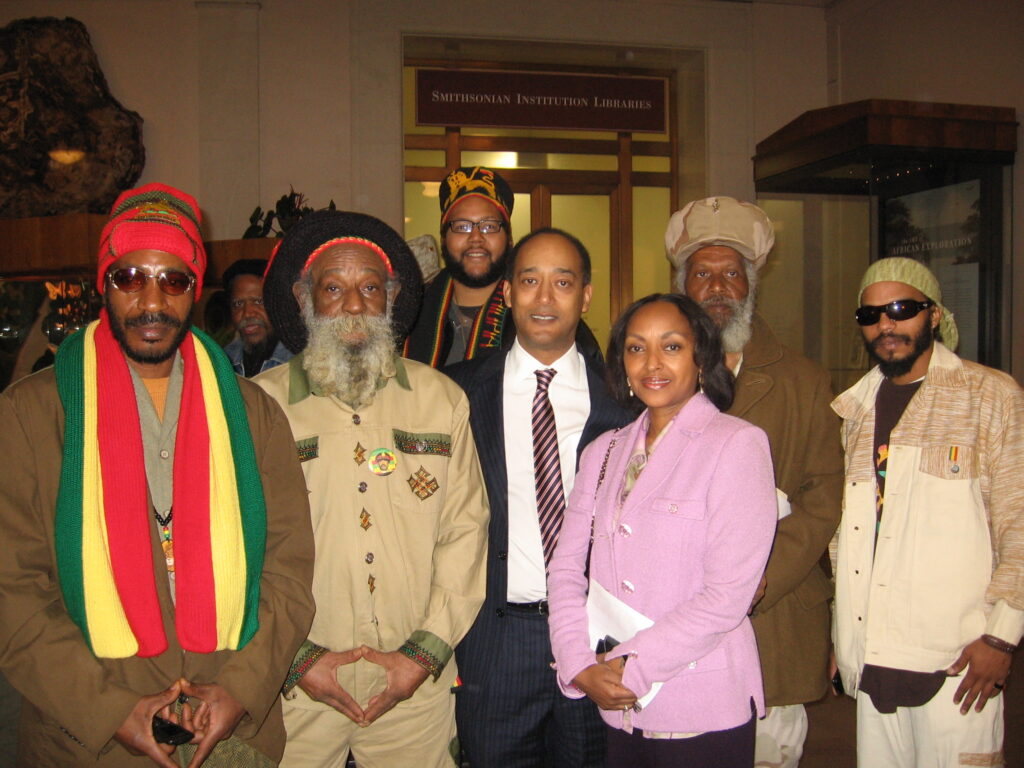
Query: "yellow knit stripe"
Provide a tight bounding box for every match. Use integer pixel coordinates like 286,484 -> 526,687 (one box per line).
81,322 -> 137,657
194,341 -> 246,648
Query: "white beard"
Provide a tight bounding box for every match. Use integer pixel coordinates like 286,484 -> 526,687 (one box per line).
301,305 -> 396,409
701,292 -> 755,354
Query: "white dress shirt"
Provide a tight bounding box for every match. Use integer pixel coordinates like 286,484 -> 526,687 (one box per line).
503,339 -> 591,602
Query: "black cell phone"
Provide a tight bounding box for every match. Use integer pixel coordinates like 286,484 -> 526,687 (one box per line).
152,715 -> 193,746
595,635 -> 620,655
831,669 -> 845,696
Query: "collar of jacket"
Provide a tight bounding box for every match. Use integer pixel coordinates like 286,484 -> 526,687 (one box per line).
831,341 -> 962,422
739,313 -> 783,369
286,351 -> 412,404
728,313 -> 781,418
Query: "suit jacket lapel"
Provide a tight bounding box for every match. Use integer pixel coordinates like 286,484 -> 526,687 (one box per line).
578,360 -> 629,468
729,313 -> 779,419
470,354 -> 508,511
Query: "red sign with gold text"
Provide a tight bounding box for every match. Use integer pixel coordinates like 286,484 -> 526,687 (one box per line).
416,69 -> 667,133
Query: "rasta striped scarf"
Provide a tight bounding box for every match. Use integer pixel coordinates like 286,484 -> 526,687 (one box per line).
54,313 -> 266,658
403,273 -> 507,367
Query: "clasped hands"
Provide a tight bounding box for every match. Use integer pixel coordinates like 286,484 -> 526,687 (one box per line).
297,645 -> 430,727
572,653 -> 638,711
114,678 -> 245,768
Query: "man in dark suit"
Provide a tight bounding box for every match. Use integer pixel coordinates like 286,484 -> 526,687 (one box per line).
448,228 -> 631,767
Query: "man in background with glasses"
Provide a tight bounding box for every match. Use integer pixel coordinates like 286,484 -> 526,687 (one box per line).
405,165 -> 518,368
0,183 -> 315,767
831,256 -> 1023,767
221,259 -> 292,377
667,196 -> 843,768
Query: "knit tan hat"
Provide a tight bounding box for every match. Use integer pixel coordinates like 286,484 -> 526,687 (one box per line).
859,257 -> 959,351
665,196 -> 774,272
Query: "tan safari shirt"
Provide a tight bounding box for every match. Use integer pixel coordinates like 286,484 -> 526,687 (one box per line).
255,353 -> 489,709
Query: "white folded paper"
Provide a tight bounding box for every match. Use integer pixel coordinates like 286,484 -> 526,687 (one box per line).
776,487 -> 792,520
586,579 -> 663,709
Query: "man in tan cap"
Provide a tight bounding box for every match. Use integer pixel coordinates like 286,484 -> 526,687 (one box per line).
831,256 -> 1023,767
666,196 -> 843,767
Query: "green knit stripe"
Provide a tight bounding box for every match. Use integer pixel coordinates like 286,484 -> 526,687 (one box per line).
193,328 -> 266,647
53,327 -> 91,650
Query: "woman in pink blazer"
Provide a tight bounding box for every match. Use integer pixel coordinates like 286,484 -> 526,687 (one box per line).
548,294 -> 777,767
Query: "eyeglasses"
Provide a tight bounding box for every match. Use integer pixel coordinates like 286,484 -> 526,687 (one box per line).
108,267 -> 195,296
854,298 -> 933,326
446,219 -> 505,235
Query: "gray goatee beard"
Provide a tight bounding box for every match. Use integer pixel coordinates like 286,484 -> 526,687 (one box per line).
301,304 -> 396,409
701,292 -> 755,354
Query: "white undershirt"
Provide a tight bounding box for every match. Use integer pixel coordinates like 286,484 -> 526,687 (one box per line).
503,339 -> 591,602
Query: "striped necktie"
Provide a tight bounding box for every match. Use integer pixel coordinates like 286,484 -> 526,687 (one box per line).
532,368 -> 565,568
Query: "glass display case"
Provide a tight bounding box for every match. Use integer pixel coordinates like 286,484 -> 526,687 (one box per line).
752,100 -> 1015,392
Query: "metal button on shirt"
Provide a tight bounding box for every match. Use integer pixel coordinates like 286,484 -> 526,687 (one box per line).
365,553 -> 374,564
352,414 -> 361,425
358,481 -> 367,493
160,449 -> 170,459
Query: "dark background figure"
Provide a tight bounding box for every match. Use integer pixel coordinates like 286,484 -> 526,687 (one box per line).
222,258 -> 292,377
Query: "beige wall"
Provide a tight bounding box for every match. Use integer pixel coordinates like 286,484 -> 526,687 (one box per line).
827,0 -> 1024,379
7,0 -> 1018,375
0,0 -> 826,233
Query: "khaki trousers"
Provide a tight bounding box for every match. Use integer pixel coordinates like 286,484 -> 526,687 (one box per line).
280,678 -> 458,768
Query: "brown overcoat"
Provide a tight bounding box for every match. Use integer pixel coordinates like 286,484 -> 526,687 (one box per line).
730,314 -> 844,706
0,365 -> 315,765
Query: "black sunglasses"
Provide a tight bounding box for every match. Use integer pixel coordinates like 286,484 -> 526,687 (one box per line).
854,298 -> 933,326
108,267 -> 195,296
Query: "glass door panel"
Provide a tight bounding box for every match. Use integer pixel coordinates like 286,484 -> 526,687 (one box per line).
632,186 -> 672,300
551,194 -> 611,351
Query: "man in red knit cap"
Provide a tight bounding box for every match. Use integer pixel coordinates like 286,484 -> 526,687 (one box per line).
0,183 -> 315,767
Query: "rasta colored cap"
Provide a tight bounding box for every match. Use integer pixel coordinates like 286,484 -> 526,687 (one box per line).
97,183 -> 207,298
439,166 -> 514,224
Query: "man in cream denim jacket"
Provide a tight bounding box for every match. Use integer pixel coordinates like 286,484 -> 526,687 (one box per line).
831,257 -> 1023,768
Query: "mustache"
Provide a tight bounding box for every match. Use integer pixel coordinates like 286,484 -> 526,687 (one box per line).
239,318 -> 267,330
124,312 -> 183,329
700,296 -> 737,307
870,331 -> 912,349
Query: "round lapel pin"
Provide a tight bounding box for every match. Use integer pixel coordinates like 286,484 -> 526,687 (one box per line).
369,448 -> 397,476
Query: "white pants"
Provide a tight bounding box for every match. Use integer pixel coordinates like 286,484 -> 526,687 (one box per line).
755,704 -> 808,768
856,675 -> 1004,768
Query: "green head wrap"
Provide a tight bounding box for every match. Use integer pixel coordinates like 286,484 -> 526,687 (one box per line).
859,257 -> 958,352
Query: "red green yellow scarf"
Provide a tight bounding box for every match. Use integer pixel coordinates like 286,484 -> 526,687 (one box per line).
54,313 -> 266,658
403,274 -> 507,367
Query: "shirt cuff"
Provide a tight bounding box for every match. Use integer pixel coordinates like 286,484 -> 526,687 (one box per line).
282,640 -> 328,695
399,630 -> 452,681
985,599 -> 1024,647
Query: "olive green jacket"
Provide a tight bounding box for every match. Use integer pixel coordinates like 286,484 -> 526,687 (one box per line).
734,315 -> 844,706
0,366 -> 315,765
